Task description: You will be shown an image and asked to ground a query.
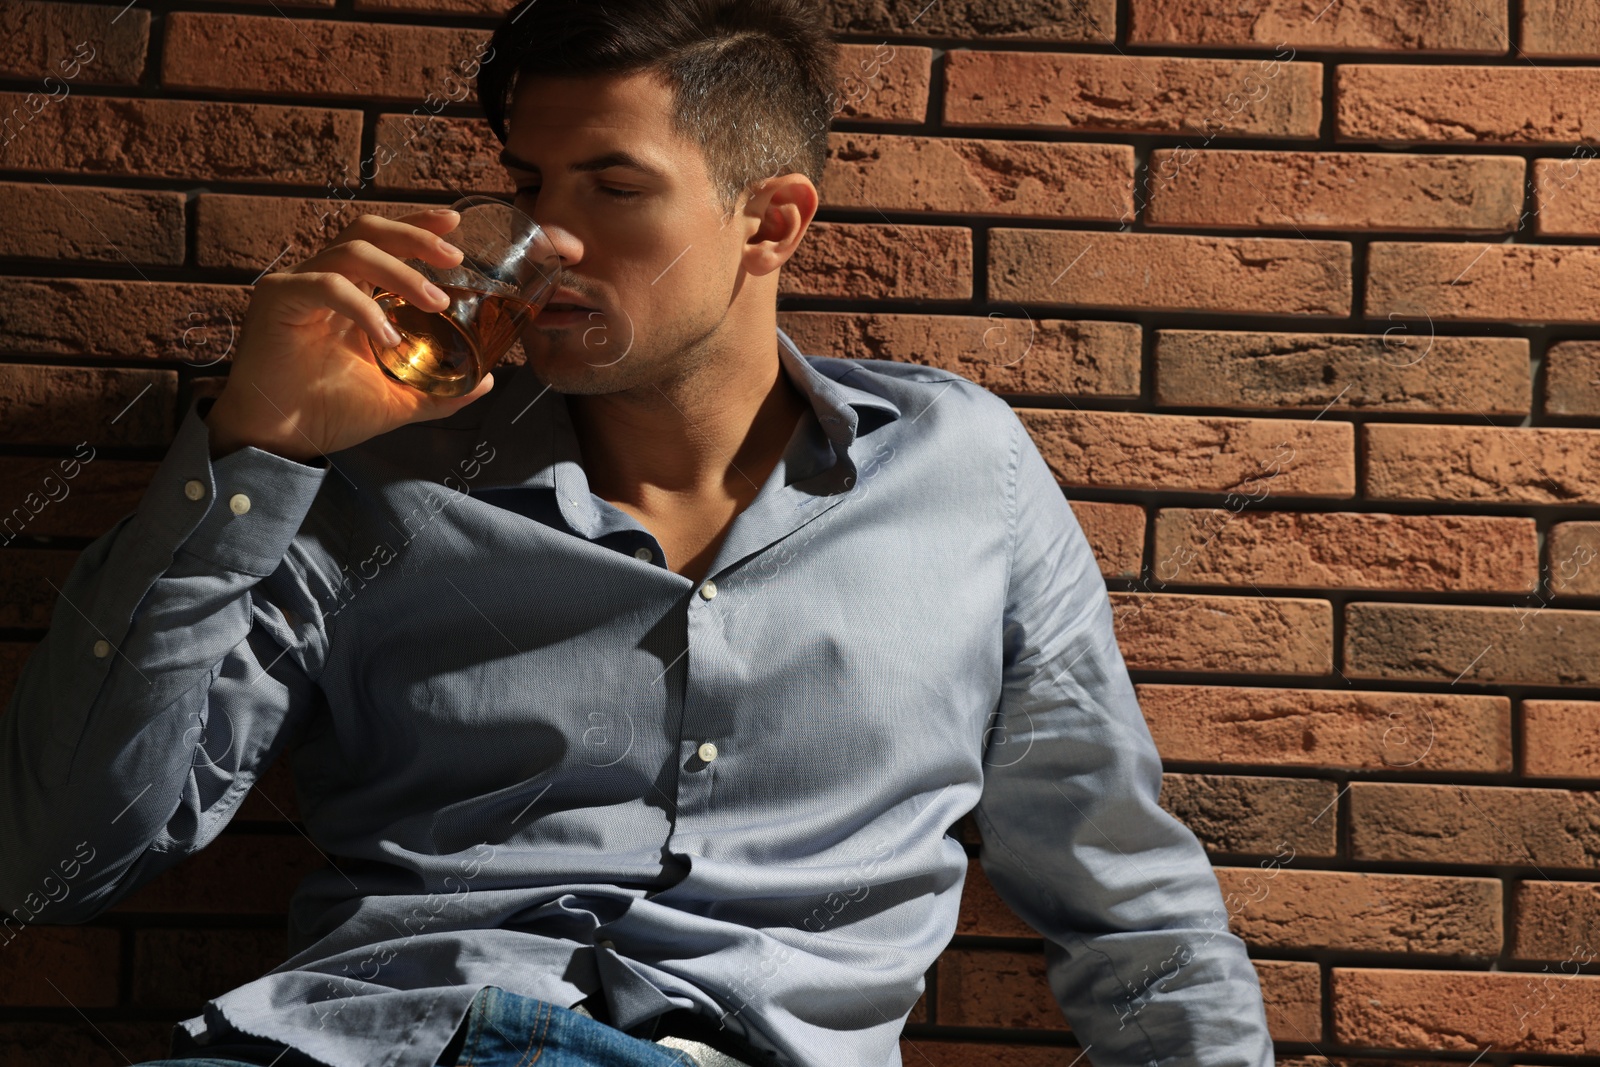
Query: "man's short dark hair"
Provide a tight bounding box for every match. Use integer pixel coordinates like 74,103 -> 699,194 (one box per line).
479,0 -> 840,218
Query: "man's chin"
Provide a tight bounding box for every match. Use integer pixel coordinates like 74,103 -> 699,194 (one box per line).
519,344 -> 630,393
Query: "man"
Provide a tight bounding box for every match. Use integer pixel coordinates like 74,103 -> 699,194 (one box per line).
0,1 -> 1276,1065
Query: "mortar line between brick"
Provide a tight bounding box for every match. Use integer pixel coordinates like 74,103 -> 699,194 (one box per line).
925,46 -> 944,131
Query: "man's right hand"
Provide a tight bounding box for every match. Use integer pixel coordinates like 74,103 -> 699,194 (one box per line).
205,208 -> 498,462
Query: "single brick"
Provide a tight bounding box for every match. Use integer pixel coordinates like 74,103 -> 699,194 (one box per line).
1333,966 -> 1600,1054
1159,773 -> 1339,856
0,456 -> 158,545
1253,959 -> 1322,1043
936,948 -> 1063,1030
196,194 -> 438,271
1365,423 -> 1600,505
990,229 -> 1351,316
941,950 -> 1317,1042
944,52 -> 1322,137
782,222 -> 973,300
1368,241 -> 1600,324
776,312 -> 1141,398
1522,0 -> 1600,57
1138,684 -> 1512,772
1346,603 -> 1600,688
1155,330 -> 1530,414
1069,501 -> 1145,580
0,0 -> 150,83
371,113 -> 515,196
1522,700 -> 1600,778
110,833 -> 324,914
0,94 -> 362,185
1338,65 -> 1600,144
1511,879 -> 1600,960
1215,867 -> 1502,955
1152,510 -> 1539,592
132,927 -> 290,1009
824,132 -> 1133,219
0,182 -> 184,265
1546,523 -> 1600,596
1017,408 -> 1354,496
1350,782 -> 1600,868
1130,0 -> 1508,51
1530,155 -> 1600,236
0,278 -> 251,361
829,0 -> 1115,41
352,0 -> 467,9
956,864 -> 1037,938
831,43 -> 934,125
0,925 -> 119,1006
1144,150 -> 1523,232
162,13 -> 491,101
1112,593 -> 1334,675
1545,340 -> 1600,415
0,365 -> 177,449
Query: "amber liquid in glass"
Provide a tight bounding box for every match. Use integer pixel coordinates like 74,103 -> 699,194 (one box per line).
370,282 -> 537,397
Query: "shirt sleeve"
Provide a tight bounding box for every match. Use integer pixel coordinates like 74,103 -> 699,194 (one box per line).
0,394 -> 345,925
971,411 -> 1275,1067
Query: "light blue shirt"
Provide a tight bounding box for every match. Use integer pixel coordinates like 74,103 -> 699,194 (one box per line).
1,328 -> 1273,1067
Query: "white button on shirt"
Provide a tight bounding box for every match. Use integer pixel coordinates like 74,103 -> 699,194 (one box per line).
228,493 -> 251,515
697,742 -> 718,763
92,639 -> 110,658
633,546 -> 653,562
183,479 -> 206,501
698,580 -> 717,600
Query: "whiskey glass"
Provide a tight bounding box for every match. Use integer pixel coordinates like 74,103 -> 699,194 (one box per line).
369,194 -> 561,397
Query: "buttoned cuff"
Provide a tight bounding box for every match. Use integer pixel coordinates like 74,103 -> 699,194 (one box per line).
137,394 -> 331,577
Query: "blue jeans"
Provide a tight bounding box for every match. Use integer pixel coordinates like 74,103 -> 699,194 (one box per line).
144,986 -> 698,1066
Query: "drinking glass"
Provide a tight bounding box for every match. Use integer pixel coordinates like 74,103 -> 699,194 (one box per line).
369,194 -> 561,398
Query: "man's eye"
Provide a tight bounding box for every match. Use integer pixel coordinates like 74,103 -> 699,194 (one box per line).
514,185 -> 640,201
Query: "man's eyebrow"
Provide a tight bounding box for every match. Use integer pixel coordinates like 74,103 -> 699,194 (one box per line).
498,148 -> 667,180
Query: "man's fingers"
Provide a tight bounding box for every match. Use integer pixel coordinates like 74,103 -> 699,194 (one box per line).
309,240 -> 454,314
261,271 -> 399,351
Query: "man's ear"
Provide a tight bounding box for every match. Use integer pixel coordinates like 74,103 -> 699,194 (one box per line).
741,173 -> 818,278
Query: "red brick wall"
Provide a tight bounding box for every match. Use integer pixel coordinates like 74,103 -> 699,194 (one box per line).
2,0 -> 1598,1064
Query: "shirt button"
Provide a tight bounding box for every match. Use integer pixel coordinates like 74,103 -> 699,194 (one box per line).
699,580 -> 717,600
697,741 -> 718,762
92,639 -> 110,658
183,479 -> 206,501
599,939 -> 615,950
634,546 -> 653,562
228,493 -> 251,515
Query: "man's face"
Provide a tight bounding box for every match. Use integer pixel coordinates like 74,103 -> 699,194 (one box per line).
500,69 -> 754,394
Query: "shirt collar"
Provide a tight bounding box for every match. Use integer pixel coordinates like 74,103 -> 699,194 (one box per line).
466,326 -> 901,498
773,325 -> 901,459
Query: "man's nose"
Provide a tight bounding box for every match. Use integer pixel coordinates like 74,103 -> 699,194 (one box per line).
528,220 -> 583,268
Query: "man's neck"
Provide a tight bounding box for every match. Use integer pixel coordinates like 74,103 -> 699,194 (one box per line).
567,340 -> 811,511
